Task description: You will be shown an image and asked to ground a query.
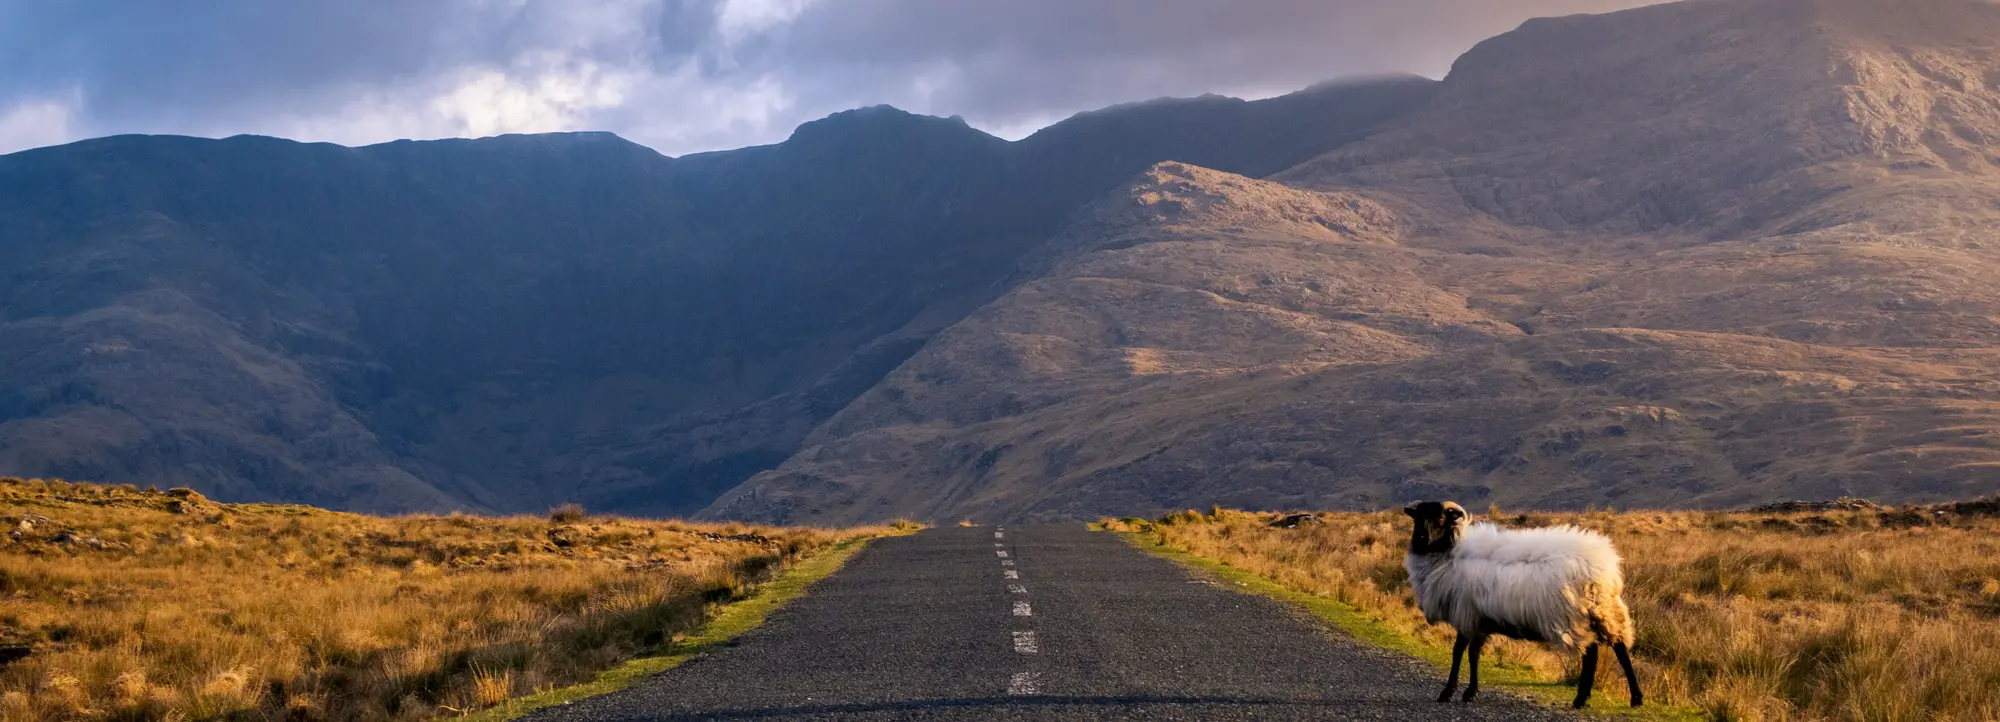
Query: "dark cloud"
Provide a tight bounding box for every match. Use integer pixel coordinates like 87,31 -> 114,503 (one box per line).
1,2 -> 464,122
0,0 -> 1662,155
765,0 -> 1665,126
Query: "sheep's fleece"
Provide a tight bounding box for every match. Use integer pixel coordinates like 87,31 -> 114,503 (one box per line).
1407,523 -> 1631,647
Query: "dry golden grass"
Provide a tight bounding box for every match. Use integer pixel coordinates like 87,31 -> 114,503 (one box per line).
1108,500 -> 2000,721
0,478 -> 887,721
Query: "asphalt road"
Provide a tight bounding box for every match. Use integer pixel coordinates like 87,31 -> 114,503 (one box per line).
524,524 -> 1575,721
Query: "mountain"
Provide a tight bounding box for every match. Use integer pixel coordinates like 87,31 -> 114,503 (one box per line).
0,78 -> 1435,514
12,0 -> 2000,523
703,0 -> 2000,524
1281,0 -> 2000,237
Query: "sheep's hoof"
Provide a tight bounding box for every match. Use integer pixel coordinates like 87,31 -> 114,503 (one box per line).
1571,697 -> 1590,710
1461,687 -> 1478,702
1630,696 -> 1644,708
1436,686 -> 1456,703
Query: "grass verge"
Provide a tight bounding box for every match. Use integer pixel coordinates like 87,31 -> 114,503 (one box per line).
1107,525 -> 1702,721
1104,501 -> 2000,721
0,477 -> 904,721
462,536 -> 877,721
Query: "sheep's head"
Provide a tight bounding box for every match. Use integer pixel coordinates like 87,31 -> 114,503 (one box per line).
1403,500 -> 1467,554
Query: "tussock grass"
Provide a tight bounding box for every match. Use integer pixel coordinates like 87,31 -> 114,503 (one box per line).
546,503 -> 586,525
1105,502 -> 2000,721
0,478 -> 889,721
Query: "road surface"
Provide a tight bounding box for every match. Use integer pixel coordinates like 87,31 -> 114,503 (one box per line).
524,524 -> 1574,721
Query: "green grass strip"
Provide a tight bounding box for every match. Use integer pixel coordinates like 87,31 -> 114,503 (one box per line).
464,537 -> 878,721
1109,528 -> 1702,721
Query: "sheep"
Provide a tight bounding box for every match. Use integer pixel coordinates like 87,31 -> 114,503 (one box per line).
1402,501 -> 1642,709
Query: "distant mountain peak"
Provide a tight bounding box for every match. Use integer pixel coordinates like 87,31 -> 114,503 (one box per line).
785,105 -> 995,148
367,130 -> 652,154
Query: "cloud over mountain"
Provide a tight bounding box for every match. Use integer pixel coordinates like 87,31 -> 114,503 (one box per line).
0,0 -> 1660,154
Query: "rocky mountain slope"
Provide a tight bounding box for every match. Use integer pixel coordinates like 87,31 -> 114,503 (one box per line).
704,0 -> 2000,524
0,77 -> 1435,514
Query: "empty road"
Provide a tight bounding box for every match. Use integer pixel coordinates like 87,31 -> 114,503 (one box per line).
524,524 -> 1574,721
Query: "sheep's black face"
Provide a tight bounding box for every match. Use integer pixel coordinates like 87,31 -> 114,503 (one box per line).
1404,501 -> 1467,554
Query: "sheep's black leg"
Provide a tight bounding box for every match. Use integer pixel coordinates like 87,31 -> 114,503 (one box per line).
1572,643 -> 1601,709
1438,634 -> 1467,702
1462,636 -> 1485,702
1613,641 -> 1643,707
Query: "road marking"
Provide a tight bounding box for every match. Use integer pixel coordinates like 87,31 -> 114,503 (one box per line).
995,542 -> 1004,547
1008,671 -> 1040,694
1012,630 -> 1039,653
1008,584 -> 1028,594
1003,570 -> 1019,579
1000,559 -> 1014,566
996,550 -> 1008,558
1013,600 -> 1033,617
994,531 -> 1003,538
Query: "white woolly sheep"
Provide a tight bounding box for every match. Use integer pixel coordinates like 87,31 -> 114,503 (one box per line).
1402,501 -> 1642,709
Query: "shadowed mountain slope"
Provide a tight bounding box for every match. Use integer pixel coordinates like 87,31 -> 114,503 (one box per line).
0,79 -> 1434,513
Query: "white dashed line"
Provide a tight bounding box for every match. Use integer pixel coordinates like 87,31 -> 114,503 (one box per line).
995,542 -> 1004,547
994,532 -> 1003,539
1008,671 -> 1040,694
1000,528 -> 1035,699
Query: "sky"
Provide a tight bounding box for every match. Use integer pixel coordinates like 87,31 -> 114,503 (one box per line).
0,0 -> 1663,157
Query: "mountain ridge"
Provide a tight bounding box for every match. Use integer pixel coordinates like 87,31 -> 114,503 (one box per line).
0,77 -> 1436,514
702,0 -> 2000,524
12,0 -> 2000,523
